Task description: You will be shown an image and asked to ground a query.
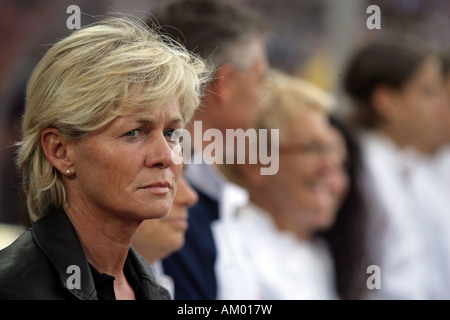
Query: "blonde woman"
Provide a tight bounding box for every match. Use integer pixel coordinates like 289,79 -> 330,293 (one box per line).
220,70 -> 348,299
0,17 -> 209,300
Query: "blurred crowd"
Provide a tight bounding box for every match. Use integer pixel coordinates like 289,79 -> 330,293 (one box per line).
1,0 -> 450,300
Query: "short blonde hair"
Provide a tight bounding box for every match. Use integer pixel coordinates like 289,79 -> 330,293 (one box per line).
258,69 -> 334,141
16,17 -> 210,222
219,70 -> 333,185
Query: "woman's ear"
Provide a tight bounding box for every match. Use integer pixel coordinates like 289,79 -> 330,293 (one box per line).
41,127 -> 74,176
236,162 -> 266,187
371,84 -> 398,123
209,63 -> 235,108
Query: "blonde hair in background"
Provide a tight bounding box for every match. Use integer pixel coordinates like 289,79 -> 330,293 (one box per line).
16,17 -> 211,222
258,69 -> 334,142
219,69 -> 334,186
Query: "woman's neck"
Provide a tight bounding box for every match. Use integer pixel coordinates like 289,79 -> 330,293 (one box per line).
377,125 -> 438,155
249,190 -> 312,240
65,202 -> 139,278
65,203 -> 140,300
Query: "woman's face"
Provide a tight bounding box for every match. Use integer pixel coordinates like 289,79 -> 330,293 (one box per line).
269,110 -> 346,232
390,57 -> 446,152
68,99 -> 183,222
133,171 -> 198,263
438,71 -> 450,144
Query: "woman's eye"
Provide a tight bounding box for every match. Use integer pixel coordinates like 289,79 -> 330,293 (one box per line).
165,129 -> 184,143
301,144 -> 321,153
124,128 -> 141,139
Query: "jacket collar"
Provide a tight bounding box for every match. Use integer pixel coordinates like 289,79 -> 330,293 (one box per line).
31,208 -> 97,300
127,247 -> 172,299
31,208 -> 171,300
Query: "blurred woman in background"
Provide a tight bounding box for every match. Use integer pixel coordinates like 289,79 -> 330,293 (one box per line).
322,114 -> 373,300
220,70 -> 371,299
343,39 -> 450,299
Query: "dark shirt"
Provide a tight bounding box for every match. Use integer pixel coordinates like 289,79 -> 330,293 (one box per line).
89,255 -> 144,300
89,264 -> 116,300
162,188 -> 219,299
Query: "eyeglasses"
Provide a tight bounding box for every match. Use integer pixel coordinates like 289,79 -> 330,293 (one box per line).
278,142 -> 338,156
279,142 -> 350,171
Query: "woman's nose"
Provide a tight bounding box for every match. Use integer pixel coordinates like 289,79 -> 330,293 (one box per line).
174,175 -> 198,207
319,148 -> 342,173
144,134 -> 175,169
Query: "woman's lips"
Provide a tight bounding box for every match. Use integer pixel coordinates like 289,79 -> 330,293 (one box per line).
164,217 -> 189,230
163,208 -> 189,230
140,182 -> 171,195
308,180 -> 333,194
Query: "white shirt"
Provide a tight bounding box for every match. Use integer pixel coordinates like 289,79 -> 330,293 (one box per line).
428,145 -> 450,297
360,132 -> 450,299
237,203 -> 337,300
185,154 -> 262,299
433,145 -> 450,187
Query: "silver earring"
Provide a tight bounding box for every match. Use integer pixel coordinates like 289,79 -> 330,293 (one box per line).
65,169 -> 71,175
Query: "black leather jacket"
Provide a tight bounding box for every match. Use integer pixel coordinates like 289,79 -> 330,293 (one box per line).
0,208 -> 171,300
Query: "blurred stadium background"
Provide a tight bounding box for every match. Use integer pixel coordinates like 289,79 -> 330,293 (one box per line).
1,0 -> 450,228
